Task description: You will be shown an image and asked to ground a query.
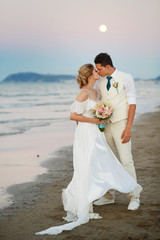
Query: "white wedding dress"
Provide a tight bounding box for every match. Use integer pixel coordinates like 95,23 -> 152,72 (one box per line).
36,96 -> 142,236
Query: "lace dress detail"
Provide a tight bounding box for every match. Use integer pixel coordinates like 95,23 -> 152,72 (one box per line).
71,99 -> 90,114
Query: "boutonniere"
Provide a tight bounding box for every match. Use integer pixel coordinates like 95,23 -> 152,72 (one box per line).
112,81 -> 119,94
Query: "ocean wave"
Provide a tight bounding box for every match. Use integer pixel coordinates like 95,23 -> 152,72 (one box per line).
0,92 -> 61,97
0,117 -> 69,137
0,101 -> 73,109
0,112 -> 10,114
0,130 -> 26,137
0,118 -> 25,124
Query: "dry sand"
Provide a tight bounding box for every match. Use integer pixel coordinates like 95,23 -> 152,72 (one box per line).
0,111 -> 160,240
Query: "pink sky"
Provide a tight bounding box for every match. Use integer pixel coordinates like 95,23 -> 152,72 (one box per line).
0,0 -> 160,80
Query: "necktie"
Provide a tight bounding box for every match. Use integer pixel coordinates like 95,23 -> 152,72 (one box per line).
106,76 -> 112,91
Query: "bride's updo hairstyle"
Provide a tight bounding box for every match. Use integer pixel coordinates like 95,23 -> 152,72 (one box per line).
77,64 -> 94,89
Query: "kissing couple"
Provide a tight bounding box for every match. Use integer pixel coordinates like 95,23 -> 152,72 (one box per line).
36,52 -> 142,235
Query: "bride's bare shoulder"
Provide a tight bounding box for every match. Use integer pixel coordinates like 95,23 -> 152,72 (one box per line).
76,89 -> 89,102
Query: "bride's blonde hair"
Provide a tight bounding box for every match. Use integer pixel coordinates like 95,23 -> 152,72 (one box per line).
77,64 -> 94,89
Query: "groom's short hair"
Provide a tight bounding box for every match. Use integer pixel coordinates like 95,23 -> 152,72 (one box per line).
94,53 -> 114,67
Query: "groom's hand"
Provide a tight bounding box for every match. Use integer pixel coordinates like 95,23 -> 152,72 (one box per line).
121,127 -> 131,143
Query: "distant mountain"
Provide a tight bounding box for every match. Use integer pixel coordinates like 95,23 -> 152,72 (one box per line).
2,72 -> 76,82
135,76 -> 160,81
2,72 -> 160,83
155,76 -> 160,81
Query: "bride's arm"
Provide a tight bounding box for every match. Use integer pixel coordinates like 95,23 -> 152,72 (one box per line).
70,91 -> 106,124
70,90 -> 106,125
70,112 -> 104,124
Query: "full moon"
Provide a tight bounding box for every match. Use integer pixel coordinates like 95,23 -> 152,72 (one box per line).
99,24 -> 107,32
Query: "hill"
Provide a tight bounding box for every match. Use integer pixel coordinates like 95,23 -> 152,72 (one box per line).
134,76 -> 160,81
2,72 -> 160,83
3,72 -> 76,82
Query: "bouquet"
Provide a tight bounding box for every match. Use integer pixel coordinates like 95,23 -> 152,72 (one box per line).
91,102 -> 113,132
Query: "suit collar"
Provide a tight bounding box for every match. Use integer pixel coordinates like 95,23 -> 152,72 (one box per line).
111,69 -> 118,78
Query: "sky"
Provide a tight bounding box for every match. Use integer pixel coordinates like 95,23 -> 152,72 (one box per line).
0,0 -> 160,81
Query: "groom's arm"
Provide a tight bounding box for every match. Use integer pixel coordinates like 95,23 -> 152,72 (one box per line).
121,104 -> 136,143
121,73 -> 136,144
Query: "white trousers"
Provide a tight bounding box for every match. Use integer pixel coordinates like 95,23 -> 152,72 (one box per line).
104,119 -> 137,199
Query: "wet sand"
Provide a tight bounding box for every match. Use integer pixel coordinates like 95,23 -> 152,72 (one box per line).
0,121 -> 75,209
0,111 -> 160,240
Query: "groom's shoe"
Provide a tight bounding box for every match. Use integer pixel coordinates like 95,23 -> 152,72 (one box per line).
128,198 -> 140,210
93,197 -> 115,206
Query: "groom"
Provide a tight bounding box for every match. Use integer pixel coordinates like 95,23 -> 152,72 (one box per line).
94,52 -> 140,210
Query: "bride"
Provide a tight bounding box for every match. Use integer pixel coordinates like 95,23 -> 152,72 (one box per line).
36,64 -> 142,235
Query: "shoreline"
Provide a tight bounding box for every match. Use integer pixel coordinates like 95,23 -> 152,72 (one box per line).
0,120 -> 75,209
0,110 -> 160,239
0,104 -> 159,210
0,145 -> 73,220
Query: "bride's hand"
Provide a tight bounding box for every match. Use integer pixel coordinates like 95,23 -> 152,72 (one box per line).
95,118 -> 107,125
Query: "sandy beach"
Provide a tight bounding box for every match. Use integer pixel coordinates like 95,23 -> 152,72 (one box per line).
0,111 -> 160,240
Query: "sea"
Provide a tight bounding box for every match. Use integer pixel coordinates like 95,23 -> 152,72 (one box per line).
0,79 -> 160,137
0,79 -> 160,208
0,80 -> 78,137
